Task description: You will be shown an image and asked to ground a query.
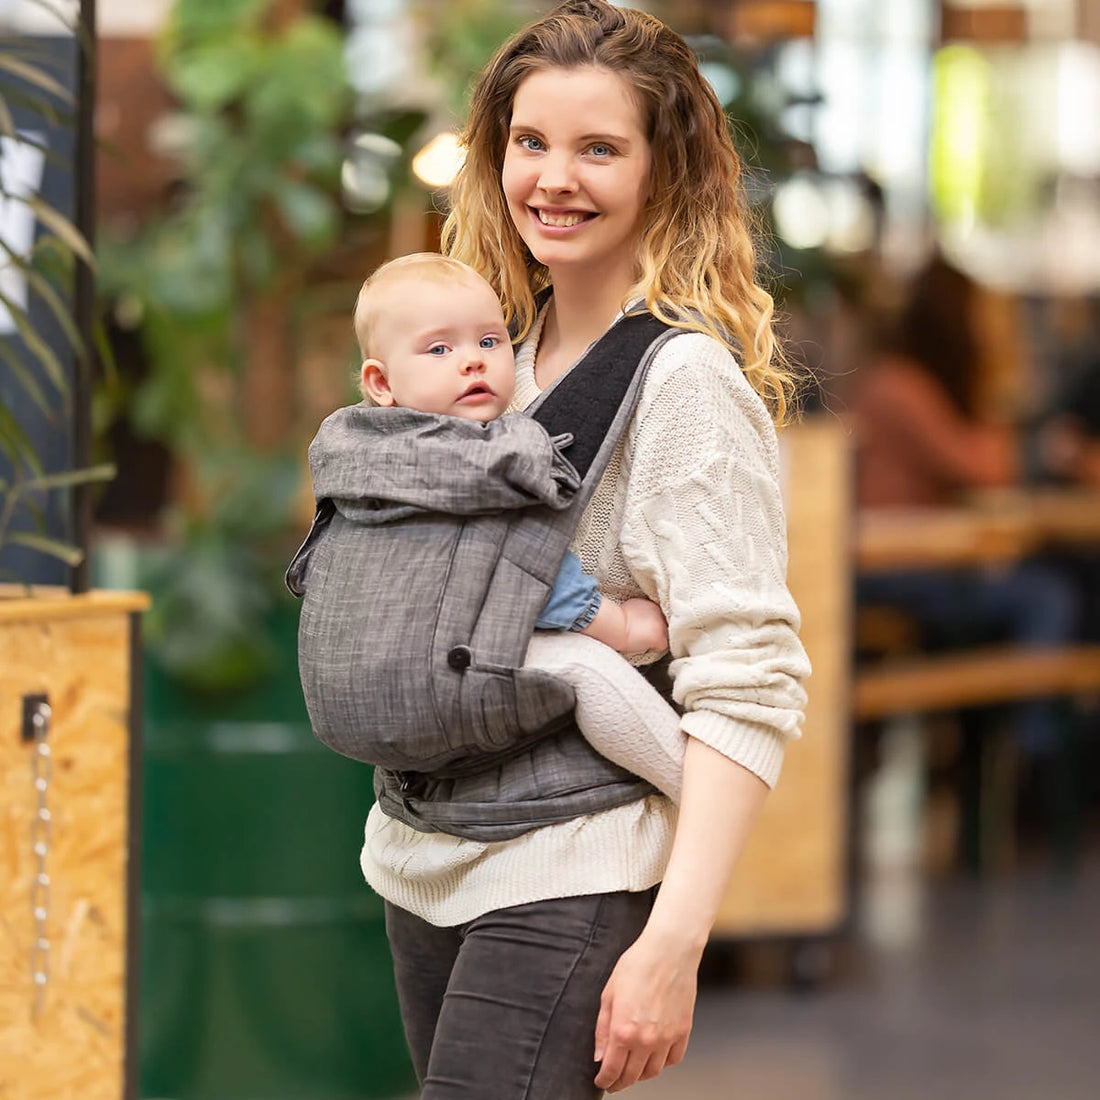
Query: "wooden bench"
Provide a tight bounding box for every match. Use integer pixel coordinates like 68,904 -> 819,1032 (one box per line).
854,643 -> 1100,875
854,644 -> 1100,722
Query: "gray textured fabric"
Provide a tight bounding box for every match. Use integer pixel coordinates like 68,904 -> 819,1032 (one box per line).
310,407 -> 582,523
288,312 -> 675,840
291,409 -> 587,771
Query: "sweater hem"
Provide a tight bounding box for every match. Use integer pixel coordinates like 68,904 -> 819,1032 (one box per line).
360,796 -> 676,927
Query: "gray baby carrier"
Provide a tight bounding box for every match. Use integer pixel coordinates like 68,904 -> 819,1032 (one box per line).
287,310 -> 675,837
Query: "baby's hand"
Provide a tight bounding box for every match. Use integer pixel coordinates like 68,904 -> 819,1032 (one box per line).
620,598 -> 669,654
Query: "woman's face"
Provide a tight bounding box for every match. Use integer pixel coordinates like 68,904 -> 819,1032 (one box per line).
502,66 -> 652,288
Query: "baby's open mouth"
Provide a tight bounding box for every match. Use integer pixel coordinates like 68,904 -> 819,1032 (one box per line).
461,383 -> 492,398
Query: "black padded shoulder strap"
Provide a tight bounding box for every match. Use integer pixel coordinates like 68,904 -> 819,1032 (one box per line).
527,311 -> 675,482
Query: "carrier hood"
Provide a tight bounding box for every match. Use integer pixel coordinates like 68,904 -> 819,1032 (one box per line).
308,404 -> 580,525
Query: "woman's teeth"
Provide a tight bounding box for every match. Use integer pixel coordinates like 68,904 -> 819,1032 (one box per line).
537,210 -> 589,227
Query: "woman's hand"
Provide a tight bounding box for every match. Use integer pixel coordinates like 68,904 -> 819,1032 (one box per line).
593,926 -> 700,1091
592,741 -> 771,1091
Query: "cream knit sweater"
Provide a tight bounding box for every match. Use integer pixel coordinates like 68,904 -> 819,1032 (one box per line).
360,308 -> 811,926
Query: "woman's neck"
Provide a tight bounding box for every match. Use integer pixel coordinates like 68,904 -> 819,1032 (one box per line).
535,273 -> 633,390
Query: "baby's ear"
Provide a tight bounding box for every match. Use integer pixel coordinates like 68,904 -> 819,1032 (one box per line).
360,359 -> 395,406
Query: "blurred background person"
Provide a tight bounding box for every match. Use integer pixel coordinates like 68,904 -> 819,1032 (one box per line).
850,252 -> 1081,765
853,254 -> 1017,509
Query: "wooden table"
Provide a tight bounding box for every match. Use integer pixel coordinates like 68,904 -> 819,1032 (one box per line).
856,488 -> 1100,573
853,491 -> 1100,876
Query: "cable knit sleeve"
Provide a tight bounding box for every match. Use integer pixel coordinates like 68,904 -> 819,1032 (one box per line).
617,332 -> 810,788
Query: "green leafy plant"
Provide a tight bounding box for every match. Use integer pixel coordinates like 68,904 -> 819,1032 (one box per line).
0,4 -> 114,579
98,0 -> 355,690
414,0 -> 536,115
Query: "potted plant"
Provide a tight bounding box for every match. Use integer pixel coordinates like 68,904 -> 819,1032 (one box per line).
0,3 -> 149,1098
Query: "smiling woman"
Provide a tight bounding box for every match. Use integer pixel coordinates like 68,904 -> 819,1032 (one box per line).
344,3 -> 811,1098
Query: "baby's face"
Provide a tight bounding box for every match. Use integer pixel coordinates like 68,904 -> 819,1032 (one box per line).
364,275 -> 516,422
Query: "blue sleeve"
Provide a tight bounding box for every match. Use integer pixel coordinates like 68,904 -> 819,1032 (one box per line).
535,549 -> 602,632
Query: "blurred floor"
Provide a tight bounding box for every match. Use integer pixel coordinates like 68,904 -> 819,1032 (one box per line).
632,846 -> 1100,1100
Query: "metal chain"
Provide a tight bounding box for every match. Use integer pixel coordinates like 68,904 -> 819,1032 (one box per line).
30,699 -> 52,1020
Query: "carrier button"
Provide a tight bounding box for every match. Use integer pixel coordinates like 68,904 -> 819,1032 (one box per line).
447,645 -> 473,671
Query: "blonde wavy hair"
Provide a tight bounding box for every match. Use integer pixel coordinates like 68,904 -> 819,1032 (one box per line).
441,0 -> 796,423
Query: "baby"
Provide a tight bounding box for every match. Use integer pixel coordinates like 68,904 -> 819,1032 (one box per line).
308,251 -> 684,800
355,252 -> 669,656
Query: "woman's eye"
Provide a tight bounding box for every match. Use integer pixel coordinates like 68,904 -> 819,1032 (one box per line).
589,143 -> 612,157
479,336 -> 499,350
517,135 -> 544,152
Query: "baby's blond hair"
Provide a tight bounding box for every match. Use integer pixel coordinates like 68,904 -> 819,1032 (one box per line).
353,252 -> 492,362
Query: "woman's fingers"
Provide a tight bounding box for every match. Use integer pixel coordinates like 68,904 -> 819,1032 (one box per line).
594,1042 -> 629,1091
604,1049 -> 659,1093
639,1048 -> 669,1082
600,1044 -> 676,1093
593,935 -> 696,1091
666,1035 -> 689,1067
594,991 -> 611,1063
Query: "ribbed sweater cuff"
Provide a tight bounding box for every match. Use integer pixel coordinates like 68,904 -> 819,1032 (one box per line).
680,709 -> 786,789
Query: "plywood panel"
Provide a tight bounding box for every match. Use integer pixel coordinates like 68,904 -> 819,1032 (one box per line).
712,418 -> 852,936
0,595 -> 143,1099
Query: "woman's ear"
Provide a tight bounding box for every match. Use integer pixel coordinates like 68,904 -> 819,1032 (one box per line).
361,359 -> 396,406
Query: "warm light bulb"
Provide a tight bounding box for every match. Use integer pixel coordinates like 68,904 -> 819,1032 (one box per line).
773,174 -> 829,250
412,132 -> 465,190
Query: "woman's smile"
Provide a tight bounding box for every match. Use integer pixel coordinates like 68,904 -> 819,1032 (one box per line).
532,207 -> 597,229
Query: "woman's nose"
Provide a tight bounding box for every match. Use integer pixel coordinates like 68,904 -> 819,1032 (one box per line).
537,150 -> 577,193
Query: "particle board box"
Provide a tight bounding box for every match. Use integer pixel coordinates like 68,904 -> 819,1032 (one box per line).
0,589 -> 148,1100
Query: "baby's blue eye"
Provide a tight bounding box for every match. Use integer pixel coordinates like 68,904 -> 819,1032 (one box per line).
427,344 -> 449,356
480,336 -> 499,350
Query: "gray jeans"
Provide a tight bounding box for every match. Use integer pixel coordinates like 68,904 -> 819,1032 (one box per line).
384,890 -> 657,1099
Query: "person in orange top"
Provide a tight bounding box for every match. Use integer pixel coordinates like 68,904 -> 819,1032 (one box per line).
853,254 -> 1017,508
851,254 -> 1079,758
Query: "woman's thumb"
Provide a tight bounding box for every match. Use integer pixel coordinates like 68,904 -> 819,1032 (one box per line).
594,986 -> 613,1062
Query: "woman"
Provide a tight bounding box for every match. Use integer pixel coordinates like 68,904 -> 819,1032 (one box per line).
852,254 -> 1078,756
359,3 -> 810,1095
853,254 -> 1017,509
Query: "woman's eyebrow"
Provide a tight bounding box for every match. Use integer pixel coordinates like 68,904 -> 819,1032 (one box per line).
577,132 -> 631,145
508,122 -> 632,146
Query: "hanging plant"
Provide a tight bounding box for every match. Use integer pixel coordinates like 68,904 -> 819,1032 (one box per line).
97,0 -> 355,690
0,1 -> 113,582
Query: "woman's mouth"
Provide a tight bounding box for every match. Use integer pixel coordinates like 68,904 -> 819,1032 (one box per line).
534,208 -> 595,228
